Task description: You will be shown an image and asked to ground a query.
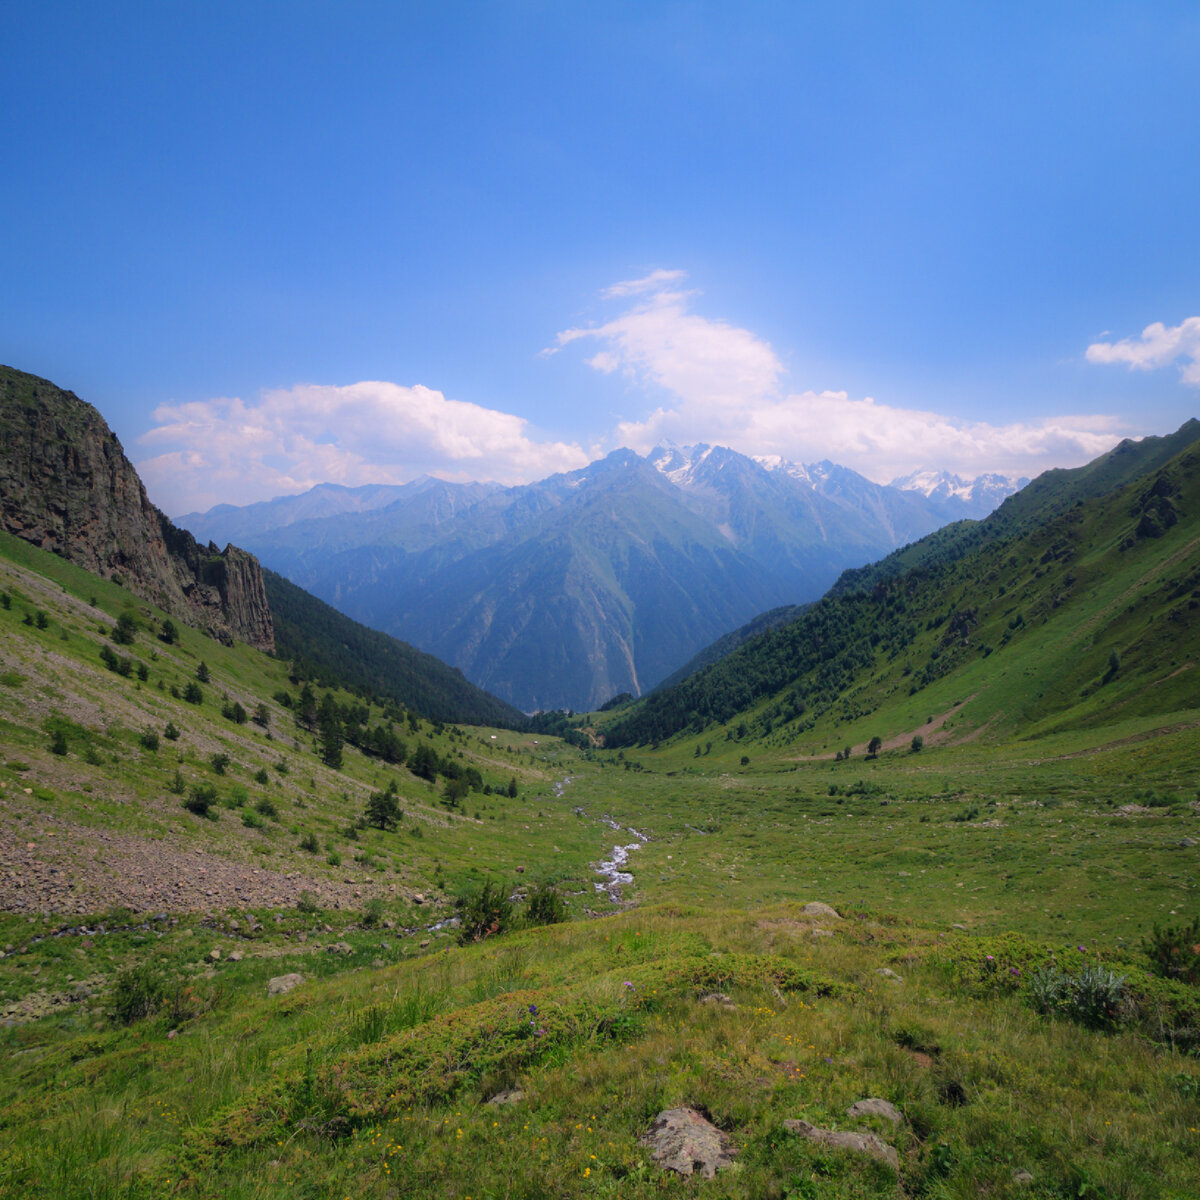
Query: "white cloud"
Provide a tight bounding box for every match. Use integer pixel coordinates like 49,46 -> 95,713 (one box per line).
136,380 -> 590,515
601,268 -> 689,298
553,271 -> 1127,482
549,271 -> 783,409
614,389 -> 1124,483
1086,317 -> 1200,386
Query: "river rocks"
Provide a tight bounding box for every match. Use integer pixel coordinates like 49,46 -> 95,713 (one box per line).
847,1098 -> 903,1125
640,1107 -> 736,1179
801,902 -> 842,919
267,973 -> 304,997
783,1119 -> 899,1170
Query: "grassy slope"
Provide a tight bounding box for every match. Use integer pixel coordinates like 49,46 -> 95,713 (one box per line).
599,434 -> 1200,750
1,515 -> 1199,1197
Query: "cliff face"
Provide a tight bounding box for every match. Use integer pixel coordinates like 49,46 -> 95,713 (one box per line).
0,365 -> 274,651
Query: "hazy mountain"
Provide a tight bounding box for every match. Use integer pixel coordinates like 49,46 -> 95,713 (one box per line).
184,443 -> 1021,712
890,468 -> 1029,521
602,420 -> 1200,747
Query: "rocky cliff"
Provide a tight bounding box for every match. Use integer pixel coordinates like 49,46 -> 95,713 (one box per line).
0,365 -> 274,651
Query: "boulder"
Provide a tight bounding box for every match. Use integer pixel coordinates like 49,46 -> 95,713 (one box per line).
267,973 -> 304,997
801,902 -> 842,920
783,1119 -> 899,1170
847,1098 -> 903,1126
640,1107 -> 736,1179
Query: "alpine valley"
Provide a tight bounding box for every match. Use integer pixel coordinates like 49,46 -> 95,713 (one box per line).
1,366 -> 1199,1200
179,444 -> 1025,711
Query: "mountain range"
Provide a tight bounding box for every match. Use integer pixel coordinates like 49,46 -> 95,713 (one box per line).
602,419 -> 1200,748
180,444 -> 1024,711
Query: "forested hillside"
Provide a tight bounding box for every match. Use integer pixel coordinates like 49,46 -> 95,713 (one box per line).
603,426 -> 1200,747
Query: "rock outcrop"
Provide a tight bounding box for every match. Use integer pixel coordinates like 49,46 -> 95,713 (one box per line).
0,365 -> 273,650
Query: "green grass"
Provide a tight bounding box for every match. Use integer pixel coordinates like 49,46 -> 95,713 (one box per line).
2,521 -> 1200,1198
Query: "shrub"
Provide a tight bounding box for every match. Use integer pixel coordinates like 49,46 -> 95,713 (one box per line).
49,728 -> 69,756
911,734 -> 924,752
361,897 -> 386,927
1027,964 -> 1131,1028
196,661 -> 210,682
457,880 -> 514,944
524,885 -> 568,927
297,890 -> 319,913
140,729 -> 160,752
183,681 -> 203,705
299,832 -> 320,853
1143,917 -> 1200,986
108,962 -> 165,1025
241,809 -> 263,829
253,767 -> 269,784
210,752 -> 230,775
255,797 -> 278,819
184,784 -> 219,818
164,721 -> 181,740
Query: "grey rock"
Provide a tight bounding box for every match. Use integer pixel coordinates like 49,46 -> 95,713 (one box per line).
847,1098 -> 903,1125
784,1119 -> 899,1170
267,973 -> 304,997
228,950 -> 243,962
326,941 -> 353,955
699,991 -> 736,1009
802,902 -> 842,919
0,366 -> 274,650
486,1088 -> 525,1106
1014,1169 -> 1034,1185
875,967 -> 904,982
640,1107 -> 736,1179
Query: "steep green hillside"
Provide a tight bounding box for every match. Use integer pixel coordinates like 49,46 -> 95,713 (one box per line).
264,568 -> 527,729
603,431 -> 1200,749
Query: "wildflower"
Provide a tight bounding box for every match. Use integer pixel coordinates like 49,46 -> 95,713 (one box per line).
623,981 -> 634,989
529,1004 -> 538,1016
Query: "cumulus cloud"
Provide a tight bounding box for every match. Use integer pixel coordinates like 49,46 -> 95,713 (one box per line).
552,271 -> 1126,482
548,271 -> 782,409
1087,317 -> 1200,386
136,380 -> 590,515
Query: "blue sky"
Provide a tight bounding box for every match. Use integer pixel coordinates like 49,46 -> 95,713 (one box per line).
3,1 -> 1198,514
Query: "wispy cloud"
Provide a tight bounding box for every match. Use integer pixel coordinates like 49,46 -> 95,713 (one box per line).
1086,317 -> 1200,386
136,381 -> 589,515
553,271 -> 1127,481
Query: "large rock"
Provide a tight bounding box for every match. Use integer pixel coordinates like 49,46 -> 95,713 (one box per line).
267,973 -> 304,997
847,1098 -> 903,1126
0,366 -> 273,650
640,1107 -> 736,1179
801,902 -> 842,920
784,1118 -> 899,1170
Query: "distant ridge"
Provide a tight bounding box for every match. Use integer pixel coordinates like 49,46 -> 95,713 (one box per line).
186,443 -> 1023,711
601,418 -> 1200,747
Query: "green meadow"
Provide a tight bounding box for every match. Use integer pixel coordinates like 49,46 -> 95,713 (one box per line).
1,523 -> 1199,1198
